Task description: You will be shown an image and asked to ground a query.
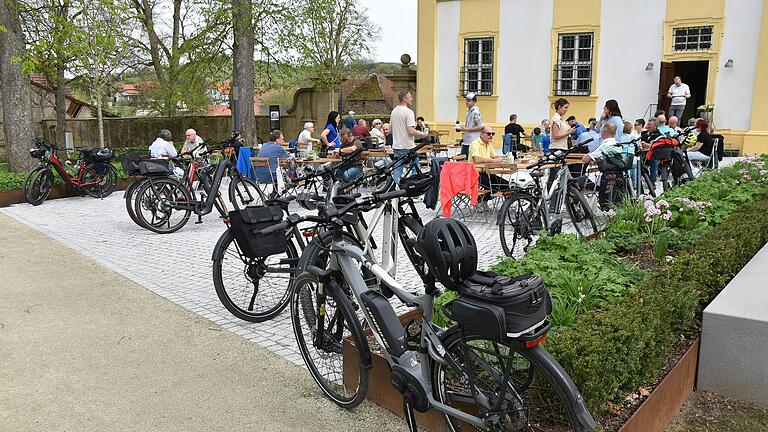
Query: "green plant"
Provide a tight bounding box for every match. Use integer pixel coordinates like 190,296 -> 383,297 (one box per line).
432,290 -> 458,328
545,195 -> 768,413
652,234 -> 669,262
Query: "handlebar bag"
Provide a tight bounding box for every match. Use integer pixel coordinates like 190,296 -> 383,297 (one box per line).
228,205 -> 287,258
138,159 -> 172,176
452,271 -> 551,340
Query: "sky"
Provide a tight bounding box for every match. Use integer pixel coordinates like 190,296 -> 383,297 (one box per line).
358,0 -> 418,63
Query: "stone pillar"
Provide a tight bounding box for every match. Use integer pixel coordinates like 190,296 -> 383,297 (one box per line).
387,54 -> 418,112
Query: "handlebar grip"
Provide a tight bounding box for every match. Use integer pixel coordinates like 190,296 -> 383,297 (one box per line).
375,189 -> 409,201
257,220 -> 290,235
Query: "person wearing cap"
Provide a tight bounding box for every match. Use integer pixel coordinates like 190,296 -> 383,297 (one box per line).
566,116 -> 587,141
344,111 -> 356,130
370,119 -> 385,146
459,93 -> 483,156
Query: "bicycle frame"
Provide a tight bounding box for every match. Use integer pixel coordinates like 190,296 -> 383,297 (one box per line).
528,163 -> 572,230
43,150 -> 103,188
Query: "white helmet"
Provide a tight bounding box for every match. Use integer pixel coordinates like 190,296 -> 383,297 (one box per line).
511,171 -> 535,189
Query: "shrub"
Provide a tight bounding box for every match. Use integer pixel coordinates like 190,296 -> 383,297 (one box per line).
545,195 -> 768,412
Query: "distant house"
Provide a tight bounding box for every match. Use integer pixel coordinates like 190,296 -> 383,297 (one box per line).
340,74 -> 395,116
204,80 -> 281,117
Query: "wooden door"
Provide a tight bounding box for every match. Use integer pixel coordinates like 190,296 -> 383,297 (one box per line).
658,62 -> 676,115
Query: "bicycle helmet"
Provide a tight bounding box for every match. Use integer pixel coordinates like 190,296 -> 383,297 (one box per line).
415,218 -> 477,291
399,172 -> 433,197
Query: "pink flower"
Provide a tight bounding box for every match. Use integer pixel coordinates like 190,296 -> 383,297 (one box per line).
656,199 -> 669,209
662,211 -> 672,221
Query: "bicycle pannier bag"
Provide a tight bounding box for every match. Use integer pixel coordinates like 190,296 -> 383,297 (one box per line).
452,271 -> 550,341
138,159 -> 171,176
228,205 -> 286,258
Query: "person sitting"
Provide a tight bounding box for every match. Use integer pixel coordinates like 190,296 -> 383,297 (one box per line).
254,130 -> 290,184
640,119 -> 663,183
566,116 -> 587,141
382,122 -> 393,147
582,122 -> 619,164
686,119 -> 714,165
180,128 -> 206,159
149,129 -> 177,158
297,122 -> 321,155
657,114 -> 674,137
352,119 -> 371,140
415,116 -> 430,144
331,128 -> 364,183
531,127 -> 545,151
469,126 -> 507,212
370,119 -> 385,147
668,116 -> 683,135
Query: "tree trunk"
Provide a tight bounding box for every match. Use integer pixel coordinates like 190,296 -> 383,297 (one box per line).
96,98 -> 105,148
232,0 -> 255,145
55,67 -> 67,150
0,0 -> 33,172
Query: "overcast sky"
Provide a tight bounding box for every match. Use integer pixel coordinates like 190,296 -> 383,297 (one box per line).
358,0 -> 418,63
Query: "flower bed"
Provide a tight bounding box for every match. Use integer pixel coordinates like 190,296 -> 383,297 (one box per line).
433,156 -> 768,423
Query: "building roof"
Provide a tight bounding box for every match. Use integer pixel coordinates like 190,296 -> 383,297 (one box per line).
29,73 -> 118,117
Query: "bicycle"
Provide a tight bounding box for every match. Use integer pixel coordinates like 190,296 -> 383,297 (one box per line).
595,138 -> 656,208
133,136 -> 264,234
267,190 -> 596,431
498,142 -> 598,258
24,138 -> 118,205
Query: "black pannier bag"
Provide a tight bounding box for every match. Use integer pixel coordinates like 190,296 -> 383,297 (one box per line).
138,159 -> 171,176
451,271 -> 551,341
118,152 -> 152,176
228,205 -> 287,258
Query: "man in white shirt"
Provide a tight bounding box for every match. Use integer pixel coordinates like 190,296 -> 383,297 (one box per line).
149,129 -> 178,158
668,116 -> 683,135
667,76 -> 691,120
390,90 -> 428,183
582,122 -> 618,163
459,93 -> 483,156
297,122 -> 320,155
181,128 -> 206,158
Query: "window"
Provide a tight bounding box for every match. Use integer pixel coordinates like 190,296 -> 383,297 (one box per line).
673,26 -> 713,51
460,37 -> 494,96
553,33 -> 593,96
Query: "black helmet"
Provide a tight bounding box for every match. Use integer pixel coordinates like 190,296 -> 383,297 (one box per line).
399,172 -> 433,197
415,218 -> 477,291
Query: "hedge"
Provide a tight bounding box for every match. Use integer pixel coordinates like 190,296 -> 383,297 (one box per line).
545,194 -> 768,412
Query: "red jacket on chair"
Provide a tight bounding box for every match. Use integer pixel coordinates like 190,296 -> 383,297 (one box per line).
440,162 -> 479,217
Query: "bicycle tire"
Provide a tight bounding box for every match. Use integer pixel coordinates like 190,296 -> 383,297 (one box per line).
605,174 -> 629,209
23,167 -> 54,206
498,194 -> 544,259
291,271 -> 369,409
433,328 -> 584,431
81,164 -> 115,198
660,165 -> 672,192
212,229 -> 297,322
228,175 -> 266,211
124,179 -> 147,228
640,172 -> 656,198
565,187 -> 597,238
134,177 -> 192,234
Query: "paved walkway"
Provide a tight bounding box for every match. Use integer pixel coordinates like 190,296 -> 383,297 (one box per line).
0,212 -> 409,431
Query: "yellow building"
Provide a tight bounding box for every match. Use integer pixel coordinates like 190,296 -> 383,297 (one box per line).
417,0 -> 768,154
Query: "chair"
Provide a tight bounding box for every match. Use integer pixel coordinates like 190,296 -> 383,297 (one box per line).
251,156 -> 277,198
483,162 -> 517,216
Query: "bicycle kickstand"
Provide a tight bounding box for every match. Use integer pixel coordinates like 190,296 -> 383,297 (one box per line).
402,397 -> 418,432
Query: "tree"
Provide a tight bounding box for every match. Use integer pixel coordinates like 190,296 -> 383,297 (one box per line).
0,0 -> 33,172
70,0 -> 137,147
232,0 -> 254,144
292,0 -> 378,111
130,0 -> 231,116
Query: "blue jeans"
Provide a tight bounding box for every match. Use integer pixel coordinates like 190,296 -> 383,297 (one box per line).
648,159 -> 659,182
393,149 -> 419,183
337,167 -> 362,183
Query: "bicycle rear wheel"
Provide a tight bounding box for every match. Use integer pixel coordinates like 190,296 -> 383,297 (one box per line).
82,164 -> 117,198
433,329 -> 583,431
124,179 -> 146,227
498,194 -> 544,259
212,229 -> 296,322
134,177 -> 192,234
228,175 -> 266,211
565,187 -> 597,238
23,167 -> 54,206
291,271 -> 369,409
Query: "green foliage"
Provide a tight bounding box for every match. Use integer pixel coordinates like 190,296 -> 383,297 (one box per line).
0,164 -> 28,192
546,195 -> 768,413
491,234 -> 646,328
432,290 -> 458,329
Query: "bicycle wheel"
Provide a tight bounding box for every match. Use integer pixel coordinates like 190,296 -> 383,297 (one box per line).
660,165 -> 672,192
124,179 -> 146,228
498,194 -> 545,259
639,172 -> 656,198
23,167 -> 54,206
605,174 -> 629,209
81,164 -> 116,198
565,187 -> 597,238
433,329 -> 581,431
291,271 -> 369,409
212,229 -> 297,322
134,177 -> 192,234
228,175 -> 266,211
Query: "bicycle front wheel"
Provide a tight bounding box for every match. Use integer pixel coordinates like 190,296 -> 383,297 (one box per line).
433,329 -> 583,431
565,187 -> 597,238
291,271 -> 369,409
498,194 -> 544,259
228,175 -> 266,211
124,179 -> 146,228
212,229 -> 296,322
134,177 -> 192,234
24,167 -> 54,206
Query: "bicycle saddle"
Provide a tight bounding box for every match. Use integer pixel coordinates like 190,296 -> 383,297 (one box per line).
76,147 -> 93,154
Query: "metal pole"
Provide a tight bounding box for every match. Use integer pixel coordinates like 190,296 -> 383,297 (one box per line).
231,85 -> 240,133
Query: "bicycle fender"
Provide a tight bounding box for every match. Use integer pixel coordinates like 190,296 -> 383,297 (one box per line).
325,280 -> 373,370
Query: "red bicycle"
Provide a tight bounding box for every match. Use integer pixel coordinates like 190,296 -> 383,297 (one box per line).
23,138 -> 118,205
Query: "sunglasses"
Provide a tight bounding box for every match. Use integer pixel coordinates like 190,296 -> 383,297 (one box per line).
484,132 -> 496,136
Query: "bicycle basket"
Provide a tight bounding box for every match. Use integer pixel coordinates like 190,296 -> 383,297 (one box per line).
228,205 -> 287,258
597,152 -> 634,172
399,172 -> 433,197
118,152 -> 151,176
138,159 -> 171,176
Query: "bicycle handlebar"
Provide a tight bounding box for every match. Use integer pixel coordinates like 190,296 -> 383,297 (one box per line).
338,140 -> 431,193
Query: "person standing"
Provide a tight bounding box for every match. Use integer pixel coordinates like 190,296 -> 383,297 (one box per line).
459,93 -> 483,156
549,98 -> 574,151
320,111 -> 341,157
667,76 -> 691,120
503,114 -> 526,154
343,111 -> 356,130
390,90 -> 428,183
566,116 -> 587,141
595,99 -> 625,142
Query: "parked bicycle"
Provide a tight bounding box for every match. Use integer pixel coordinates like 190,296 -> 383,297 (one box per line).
268,190 -> 596,431
24,138 -> 118,205
498,141 -> 598,258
